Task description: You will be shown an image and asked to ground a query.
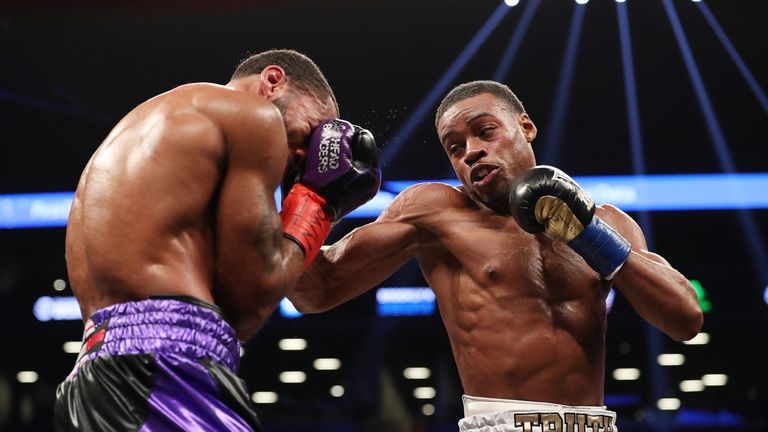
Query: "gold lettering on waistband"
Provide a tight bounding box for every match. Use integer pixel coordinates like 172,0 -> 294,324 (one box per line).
586,415 -> 605,431
509,410 -> 613,432
515,413 -> 540,432
575,414 -> 588,431
564,413 -> 576,431
541,413 -> 563,431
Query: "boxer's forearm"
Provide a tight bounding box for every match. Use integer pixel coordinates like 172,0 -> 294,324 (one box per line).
288,221 -> 420,313
216,238 -> 305,341
613,250 -> 703,341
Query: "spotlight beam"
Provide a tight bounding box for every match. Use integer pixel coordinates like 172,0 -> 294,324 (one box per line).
696,2 -> 768,113
662,0 -> 768,285
539,4 -> 587,165
0,88 -> 113,123
662,0 -> 734,172
493,0 -> 542,82
381,2 -> 511,166
617,3 -> 669,430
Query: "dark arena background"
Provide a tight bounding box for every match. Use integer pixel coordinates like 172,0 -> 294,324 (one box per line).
1,0 -> 766,431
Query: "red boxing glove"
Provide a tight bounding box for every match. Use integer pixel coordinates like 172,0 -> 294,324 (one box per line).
280,183 -> 331,269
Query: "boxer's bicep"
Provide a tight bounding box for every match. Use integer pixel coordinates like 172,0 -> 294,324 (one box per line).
599,205 -> 702,341
598,204 -> 669,267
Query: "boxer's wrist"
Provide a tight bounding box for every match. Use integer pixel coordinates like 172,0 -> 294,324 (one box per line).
567,216 -> 631,280
280,183 -> 331,269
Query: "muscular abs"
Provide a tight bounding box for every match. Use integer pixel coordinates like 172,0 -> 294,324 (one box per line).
412,185 -> 610,405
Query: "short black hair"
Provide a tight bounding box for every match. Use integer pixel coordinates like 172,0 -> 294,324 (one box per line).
435,80 -> 525,128
232,49 -> 338,113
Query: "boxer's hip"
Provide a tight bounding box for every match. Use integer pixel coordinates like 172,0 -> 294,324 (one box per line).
55,296 -> 261,431
68,295 -> 240,376
459,394 -> 617,432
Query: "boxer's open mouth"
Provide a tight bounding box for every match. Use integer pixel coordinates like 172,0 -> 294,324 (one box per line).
471,164 -> 499,186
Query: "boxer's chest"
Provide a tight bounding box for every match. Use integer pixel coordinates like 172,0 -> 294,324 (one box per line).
434,211 -> 599,299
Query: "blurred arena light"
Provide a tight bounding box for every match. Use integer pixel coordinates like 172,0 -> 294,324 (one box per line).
278,338 -> 307,351
33,296 -> 80,321
689,280 -> 712,313
330,385 -> 344,397
279,297 -> 302,319
403,367 -> 431,380
5,174 -> 768,230
53,279 -> 67,291
376,287 -> 436,316
702,374 -> 728,386
606,289 -> 615,313
313,358 -> 341,371
503,0 -> 519,7
679,380 -> 705,392
413,387 -> 436,399
657,398 -> 681,411
251,392 -> 278,404
612,368 -> 641,381
657,354 -> 685,367
279,371 -> 306,384
16,371 -> 38,384
62,341 -> 81,354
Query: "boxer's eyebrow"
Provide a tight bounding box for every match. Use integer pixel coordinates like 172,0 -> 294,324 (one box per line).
440,130 -> 458,145
465,112 -> 494,125
439,113 -> 495,143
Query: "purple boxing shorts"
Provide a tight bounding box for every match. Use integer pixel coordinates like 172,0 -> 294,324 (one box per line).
54,296 -> 262,431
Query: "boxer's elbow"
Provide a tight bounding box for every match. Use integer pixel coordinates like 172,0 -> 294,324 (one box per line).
668,303 -> 704,342
287,260 -> 341,314
288,294 -> 329,314
287,297 -> 310,313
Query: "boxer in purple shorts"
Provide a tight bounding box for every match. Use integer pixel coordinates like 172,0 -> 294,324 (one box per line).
55,49 -> 381,431
55,297 -> 258,430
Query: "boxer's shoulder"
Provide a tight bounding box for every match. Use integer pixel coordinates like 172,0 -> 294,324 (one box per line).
380,182 -> 469,223
398,182 -> 467,206
171,84 -> 285,150
156,82 -> 280,125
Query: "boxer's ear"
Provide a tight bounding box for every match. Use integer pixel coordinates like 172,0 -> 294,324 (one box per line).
518,113 -> 537,143
259,65 -> 287,98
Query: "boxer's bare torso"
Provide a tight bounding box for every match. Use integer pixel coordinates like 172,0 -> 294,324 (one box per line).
383,184 -> 633,404
289,91 -> 700,406
66,82 -> 330,338
294,183 -> 635,405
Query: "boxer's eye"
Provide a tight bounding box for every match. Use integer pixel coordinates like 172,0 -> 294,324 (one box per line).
479,126 -> 496,138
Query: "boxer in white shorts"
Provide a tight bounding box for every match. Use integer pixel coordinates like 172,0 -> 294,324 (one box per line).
287,80 -> 703,426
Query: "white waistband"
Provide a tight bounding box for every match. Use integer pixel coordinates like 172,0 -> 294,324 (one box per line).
460,395 -> 617,432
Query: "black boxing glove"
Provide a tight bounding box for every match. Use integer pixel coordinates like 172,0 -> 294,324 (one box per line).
281,119 -> 381,268
510,165 -> 631,279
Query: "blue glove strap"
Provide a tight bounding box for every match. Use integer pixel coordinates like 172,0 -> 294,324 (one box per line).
568,217 -> 631,279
